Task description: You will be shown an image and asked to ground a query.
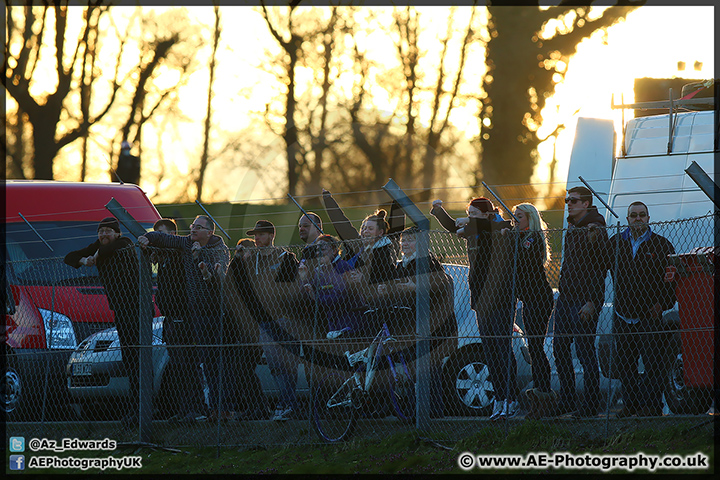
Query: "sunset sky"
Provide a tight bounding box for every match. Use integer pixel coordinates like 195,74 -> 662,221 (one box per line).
8,5 -> 715,205
162,4 -> 716,204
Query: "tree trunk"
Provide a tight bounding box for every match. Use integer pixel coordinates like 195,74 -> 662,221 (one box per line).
197,5 -> 221,202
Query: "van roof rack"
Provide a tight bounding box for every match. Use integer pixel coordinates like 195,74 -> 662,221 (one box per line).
611,79 -> 715,111
611,96 -> 715,111
611,80 -> 717,156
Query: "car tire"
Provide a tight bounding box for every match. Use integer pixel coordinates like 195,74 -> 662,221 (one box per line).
664,353 -> 713,415
442,345 -> 494,417
4,353 -> 28,420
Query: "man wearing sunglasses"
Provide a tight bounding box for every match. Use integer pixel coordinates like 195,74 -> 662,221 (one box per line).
553,186 -> 609,418
609,202 -> 676,418
139,215 -> 229,422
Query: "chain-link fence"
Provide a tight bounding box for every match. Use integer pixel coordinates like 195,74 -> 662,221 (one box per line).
4,214 -> 715,447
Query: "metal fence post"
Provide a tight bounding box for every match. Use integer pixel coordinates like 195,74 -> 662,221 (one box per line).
106,198 -> 153,443
137,245 -> 154,443
381,179 -> 431,432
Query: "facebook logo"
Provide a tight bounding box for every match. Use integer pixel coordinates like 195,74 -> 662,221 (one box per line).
9,436 -> 25,452
9,455 -> 25,471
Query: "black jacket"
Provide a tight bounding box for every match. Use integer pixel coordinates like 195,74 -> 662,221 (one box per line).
64,237 -> 138,313
430,204 -> 510,309
515,230 -> 554,312
557,206 -> 609,308
154,248 -> 188,320
608,228 -> 676,320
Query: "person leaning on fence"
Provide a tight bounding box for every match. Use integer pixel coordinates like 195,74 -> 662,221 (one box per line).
501,203 -> 556,419
138,215 -> 230,422
553,186 -> 609,418
609,202 -> 676,418
297,234 -> 366,386
151,219 -> 205,423
64,217 -> 146,429
298,212 -> 323,260
241,220 -> 302,422
223,238 -> 272,421
430,197 -> 519,420
430,197 -> 505,313
321,189 -> 400,286
376,225 -> 458,418
298,235 -> 364,339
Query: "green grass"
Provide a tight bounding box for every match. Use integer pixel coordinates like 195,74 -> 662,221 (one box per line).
12,420 -> 714,475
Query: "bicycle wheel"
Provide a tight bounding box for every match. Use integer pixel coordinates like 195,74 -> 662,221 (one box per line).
312,371 -> 359,443
389,353 -> 415,421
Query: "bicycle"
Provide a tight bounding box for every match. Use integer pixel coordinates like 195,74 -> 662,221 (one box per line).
311,317 -> 415,443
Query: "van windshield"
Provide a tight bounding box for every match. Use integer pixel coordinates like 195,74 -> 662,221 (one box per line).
5,221 -> 153,286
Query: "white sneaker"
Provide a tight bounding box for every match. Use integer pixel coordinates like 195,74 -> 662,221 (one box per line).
504,400 -> 519,418
271,405 -> 295,421
489,399 -> 504,421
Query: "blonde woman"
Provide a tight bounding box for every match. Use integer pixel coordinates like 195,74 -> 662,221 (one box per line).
509,203 -> 555,418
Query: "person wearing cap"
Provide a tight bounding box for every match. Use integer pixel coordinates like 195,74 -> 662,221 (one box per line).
239,220 -> 301,421
64,217 -> 146,428
138,215 -> 230,422
430,197 -> 520,420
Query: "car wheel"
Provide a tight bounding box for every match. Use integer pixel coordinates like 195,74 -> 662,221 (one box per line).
664,353 -> 712,415
443,345 -> 494,417
4,355 -> 27,420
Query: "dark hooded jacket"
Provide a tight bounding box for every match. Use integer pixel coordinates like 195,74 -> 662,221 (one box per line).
64,237 -> 138,313
557,206 -> 609,308
430,204 -> 510,309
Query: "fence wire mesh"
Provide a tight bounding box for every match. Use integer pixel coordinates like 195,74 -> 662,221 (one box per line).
4,214 -> 716,447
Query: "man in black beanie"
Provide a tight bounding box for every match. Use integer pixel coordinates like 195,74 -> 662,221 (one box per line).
64,217 -> 144,428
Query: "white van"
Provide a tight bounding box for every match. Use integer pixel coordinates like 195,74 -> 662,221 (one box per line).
563,80 -> 716,415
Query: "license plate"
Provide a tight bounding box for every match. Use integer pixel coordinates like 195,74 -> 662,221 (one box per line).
73,363 -> 91,376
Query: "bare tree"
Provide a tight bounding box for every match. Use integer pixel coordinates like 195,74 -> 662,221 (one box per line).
4,5 -> 202,182
260,1 -> 304,197
112,9 -> 203,181
342,6 -> 479,204
196,4 -> 222,202
4,4 -> 118,179
259,3 -> 351,198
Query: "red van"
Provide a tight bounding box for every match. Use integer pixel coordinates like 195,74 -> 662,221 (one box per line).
4,180 -> 161,420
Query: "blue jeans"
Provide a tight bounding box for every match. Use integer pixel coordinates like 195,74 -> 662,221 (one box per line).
553,296 -> 600,413
476,309 -> 517,403
259,318 -> 300,409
